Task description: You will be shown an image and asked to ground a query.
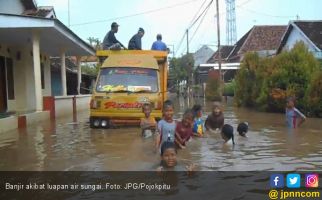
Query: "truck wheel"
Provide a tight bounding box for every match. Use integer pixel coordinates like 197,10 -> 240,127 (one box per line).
89,117 -> 100,129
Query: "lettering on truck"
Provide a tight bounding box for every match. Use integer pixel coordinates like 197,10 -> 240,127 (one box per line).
104,102 -> 143,109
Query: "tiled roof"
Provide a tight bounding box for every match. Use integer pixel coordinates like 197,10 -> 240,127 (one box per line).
23,6 -> 56,18
207,45 -> 234,63
239,25 -> 287,54
226,29 -> 252,62
294,21 -> 322,50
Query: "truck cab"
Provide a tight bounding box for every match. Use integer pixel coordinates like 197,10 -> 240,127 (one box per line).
90,50 -> 168,128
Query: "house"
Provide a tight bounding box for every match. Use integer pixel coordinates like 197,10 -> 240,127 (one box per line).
229,25 -> 287,61
193,45 -> 214,70
0,0 -> 95,132
277,20 -> 322,59
50,57 -> 96,96
196,45 -> 235,83
195,25 -> 287,85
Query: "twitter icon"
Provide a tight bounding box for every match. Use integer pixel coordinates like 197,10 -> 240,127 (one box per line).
287,174 -> 301,188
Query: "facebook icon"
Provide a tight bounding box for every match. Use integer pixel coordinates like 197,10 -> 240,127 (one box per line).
270,174 -> 284,188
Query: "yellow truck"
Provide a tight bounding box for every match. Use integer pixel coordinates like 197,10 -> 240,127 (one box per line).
89,50 -> 168,128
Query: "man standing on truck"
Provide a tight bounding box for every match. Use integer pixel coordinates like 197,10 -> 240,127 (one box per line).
102,22 -> 126,50
151,34 -> 167,51
128,27 -> 145,50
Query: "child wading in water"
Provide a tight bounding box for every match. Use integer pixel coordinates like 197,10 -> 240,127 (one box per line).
175,109 -> 194,149
285,97 -> 306,128
157,141 -> 196,172
205,102 -> 224,132
221,124 -> 235,145
192,104 -> 204,137
237,122 -> 249,137
156,101 -> 176,151
140,103 -> 156,138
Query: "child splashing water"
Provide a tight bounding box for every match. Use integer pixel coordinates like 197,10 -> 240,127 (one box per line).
175,109 -> 194,149
156,101 -> 176,151
140,103 -> 156,138
192,104 -> 204,137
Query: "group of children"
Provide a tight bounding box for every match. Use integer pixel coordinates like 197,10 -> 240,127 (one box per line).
139,96 -> 306,171
140,100 -> 249,171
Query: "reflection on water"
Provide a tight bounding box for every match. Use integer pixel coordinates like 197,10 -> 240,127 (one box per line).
0,95 -> 321,171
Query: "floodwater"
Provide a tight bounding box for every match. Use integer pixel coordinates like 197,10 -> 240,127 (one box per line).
0,95 -> 321,171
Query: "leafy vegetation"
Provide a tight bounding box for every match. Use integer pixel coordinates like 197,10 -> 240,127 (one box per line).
235,42 -> 322,116
169,53 -> 194,92
223,80 -> 236,97
205,70 -> 222,101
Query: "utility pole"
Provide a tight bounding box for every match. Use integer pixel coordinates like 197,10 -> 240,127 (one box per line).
186,29 -> 189,54
216,0 -> 222,96
68,0 -> 71,27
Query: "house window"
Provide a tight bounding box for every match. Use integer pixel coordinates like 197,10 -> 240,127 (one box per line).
6,58 -> 14,100
41,63 -> 45,89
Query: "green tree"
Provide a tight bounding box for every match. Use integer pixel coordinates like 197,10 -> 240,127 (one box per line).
305,71 -> 322,117
234,41 -> 321,115
168,53 -> 194,92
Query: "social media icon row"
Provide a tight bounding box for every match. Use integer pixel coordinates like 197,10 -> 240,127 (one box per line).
270,174 -> 319,188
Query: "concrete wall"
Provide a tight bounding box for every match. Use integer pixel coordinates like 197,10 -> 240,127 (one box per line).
42,54 -> 52,96
25,111 -> 50,125
0,0 -> 25,15
0,116 -> 17,133
55,95 -> 91,118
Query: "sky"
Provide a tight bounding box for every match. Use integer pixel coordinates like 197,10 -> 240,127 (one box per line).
36,0 -> 322,56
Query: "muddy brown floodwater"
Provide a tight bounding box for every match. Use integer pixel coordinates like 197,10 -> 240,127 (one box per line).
0,95 -> 321,171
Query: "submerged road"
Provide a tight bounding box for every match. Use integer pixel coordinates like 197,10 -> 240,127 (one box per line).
0,96 -> 321,171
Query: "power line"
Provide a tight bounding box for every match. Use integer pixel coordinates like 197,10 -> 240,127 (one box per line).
189,2 -> 211,44
175,0 -> 211,56
237,4 -> 294,19
177,0 -> 213,55
181,0 -> 213,55
70,0 -> 199,27
188,0 -> 213,29
237,0 -> 252,7
188,0 -> 208,25
175,31 -> 187,56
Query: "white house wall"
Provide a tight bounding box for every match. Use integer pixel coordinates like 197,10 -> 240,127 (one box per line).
42,53 -> 51,97
24,46 -> 37,111
0,0 -> 25,15
283,27 -> 316,52
0,43 -> 52,112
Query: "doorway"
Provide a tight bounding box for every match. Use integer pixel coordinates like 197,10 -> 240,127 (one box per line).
0,56 -> 7,112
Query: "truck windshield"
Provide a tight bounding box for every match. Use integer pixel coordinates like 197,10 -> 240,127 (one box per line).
96,67 -> 158,93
